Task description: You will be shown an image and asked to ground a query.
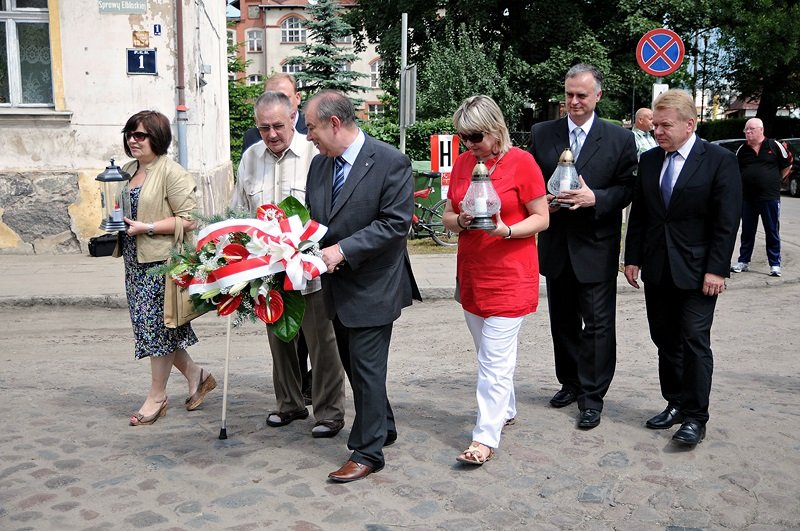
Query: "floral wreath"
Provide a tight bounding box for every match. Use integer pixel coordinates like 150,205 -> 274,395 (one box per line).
153,196 -> 327,342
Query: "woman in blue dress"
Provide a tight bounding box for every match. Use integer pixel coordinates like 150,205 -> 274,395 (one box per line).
117,110 -> 216,426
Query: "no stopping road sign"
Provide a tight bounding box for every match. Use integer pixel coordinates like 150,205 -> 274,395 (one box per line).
636,28 -> 685,77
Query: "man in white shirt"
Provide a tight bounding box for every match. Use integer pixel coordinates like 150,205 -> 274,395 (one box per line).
231,91 -> 346,438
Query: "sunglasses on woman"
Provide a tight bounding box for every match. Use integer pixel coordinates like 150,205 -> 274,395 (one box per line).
460,132 -> 484,144
125,131 -> 151,142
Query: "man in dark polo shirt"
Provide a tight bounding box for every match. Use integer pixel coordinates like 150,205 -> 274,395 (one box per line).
730,118 -> 791,277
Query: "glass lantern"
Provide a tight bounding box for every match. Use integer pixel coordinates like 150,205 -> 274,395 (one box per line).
462,160 -> 501,230
546,148 -> 580,208
96,159 -> 131,232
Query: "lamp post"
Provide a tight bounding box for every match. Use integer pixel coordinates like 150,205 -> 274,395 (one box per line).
96,159 -> 131,232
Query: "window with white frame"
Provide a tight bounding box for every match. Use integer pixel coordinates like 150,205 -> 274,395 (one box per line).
227,29 -> 236,55
281,17 -> 306,43
367,103 -> 385,119
0,0 -> 53,106
370,59 -> 383,89
246,29 -> 263,53
247,74 -> 262,86
281,63 -> 304,88
337,61 -> 351,81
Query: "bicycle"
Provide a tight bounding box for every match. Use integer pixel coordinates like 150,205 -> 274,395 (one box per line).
410,170 -> 457,247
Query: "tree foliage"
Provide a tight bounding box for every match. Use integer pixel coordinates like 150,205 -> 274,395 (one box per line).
711,0 -> 800,130
284,0 -> 367,97
415,23 -> 529,129
227,31 -> 262,169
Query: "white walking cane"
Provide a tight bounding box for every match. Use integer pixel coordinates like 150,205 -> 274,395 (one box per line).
219,314 -> 232,439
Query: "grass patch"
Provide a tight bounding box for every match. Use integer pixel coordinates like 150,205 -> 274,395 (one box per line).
406,236 -> 458,255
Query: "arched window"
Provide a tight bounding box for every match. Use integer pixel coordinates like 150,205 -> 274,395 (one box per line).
246,29 -> 263,53
281,17 -> 306,43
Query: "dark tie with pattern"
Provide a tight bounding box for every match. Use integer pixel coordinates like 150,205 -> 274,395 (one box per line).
331,156 -> 346,207
661,151 -> 678,206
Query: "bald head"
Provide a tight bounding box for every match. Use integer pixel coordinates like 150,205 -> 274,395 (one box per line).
634,108 -> 653,132
744,118 -> 765,147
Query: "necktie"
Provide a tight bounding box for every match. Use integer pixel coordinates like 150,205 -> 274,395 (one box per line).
331,156 -> 346,207
661,152 -> 678,206
571,128 -> 584,159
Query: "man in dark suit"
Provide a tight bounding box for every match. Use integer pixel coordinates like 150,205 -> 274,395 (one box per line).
241,73 -> 308,153
624,89 -> 741,446
304,90 -> 420,482
528,63 -> 638,429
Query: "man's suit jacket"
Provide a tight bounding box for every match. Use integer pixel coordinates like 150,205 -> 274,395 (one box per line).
529,116 -> 638,283
241,111 -> 308,153
624,138 -> 742,289
305,134 -> 420,328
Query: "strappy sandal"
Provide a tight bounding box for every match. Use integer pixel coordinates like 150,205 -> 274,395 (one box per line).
456,442 -> 495,465
130,398 -> 168,426
185,369 -> 217,411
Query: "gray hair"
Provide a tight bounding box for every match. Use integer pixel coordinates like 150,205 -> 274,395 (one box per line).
305,90 -> 356,126
254,90 -> 292,118
566,63 -> 603,94
452,95 -> 512,155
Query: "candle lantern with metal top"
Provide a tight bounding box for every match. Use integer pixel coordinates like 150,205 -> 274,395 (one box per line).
96,159 -> 131,232
462,160 -> 501,230
546,147 -> 581,208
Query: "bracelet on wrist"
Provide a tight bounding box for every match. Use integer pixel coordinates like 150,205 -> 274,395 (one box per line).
504,226 -> 512,239
456,215 -> 467,230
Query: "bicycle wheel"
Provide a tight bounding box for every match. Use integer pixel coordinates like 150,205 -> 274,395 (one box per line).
426,199 -> 458,247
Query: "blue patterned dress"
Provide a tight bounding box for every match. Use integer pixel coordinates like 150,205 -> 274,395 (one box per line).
122,186 -> 198,359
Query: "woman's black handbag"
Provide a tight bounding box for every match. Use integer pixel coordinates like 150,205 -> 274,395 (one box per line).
88,233 -> 119,257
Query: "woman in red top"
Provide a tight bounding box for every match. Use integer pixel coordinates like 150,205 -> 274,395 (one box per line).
444,95 -> 549,465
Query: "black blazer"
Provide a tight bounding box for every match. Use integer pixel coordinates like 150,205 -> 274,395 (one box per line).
624,138 -> 742,289
305,134 -> 420,327
241,111 -> 308,153
529,116 -> 638,282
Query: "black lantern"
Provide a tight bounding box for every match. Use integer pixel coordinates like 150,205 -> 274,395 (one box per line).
96,159 -> 131,232
462,160 -> 501,230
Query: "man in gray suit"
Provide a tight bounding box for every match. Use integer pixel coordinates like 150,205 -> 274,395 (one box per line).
529,64 -> 638,430
304,90 -> 420,482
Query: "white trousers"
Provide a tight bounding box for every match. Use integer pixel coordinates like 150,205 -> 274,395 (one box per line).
464,311 -> 524,449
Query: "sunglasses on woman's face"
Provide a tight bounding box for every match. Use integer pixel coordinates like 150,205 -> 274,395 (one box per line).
126,131 -> 151,142
460,132 -> 484,144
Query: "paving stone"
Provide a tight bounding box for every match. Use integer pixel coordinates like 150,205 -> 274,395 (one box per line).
9,510 -> 41,522
211,488 -> 272,509
123,510 -> 169,528
90,474 -> 134,489
51,501 -> 80,512
80,508 -> 100,520
598,451 -> 630,467
53,459 -> 83,470
43,475 -> 78,489
175,500 -> 202,514
0,463 -> 36,480
540,474 -> 580,498
438,517 -> 486,531
578,485 -> 611,503
321,506 -> 369,525
286,483 -> 314,498
408,499 -> 438,519
145,455 -> 177,470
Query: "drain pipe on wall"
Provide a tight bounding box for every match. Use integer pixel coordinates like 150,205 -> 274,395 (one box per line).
175,0 -> 189,168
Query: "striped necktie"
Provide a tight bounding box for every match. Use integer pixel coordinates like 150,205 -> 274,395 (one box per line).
571,128 -> 584,159
661,152 -> 678,206
331,156 -> 346,207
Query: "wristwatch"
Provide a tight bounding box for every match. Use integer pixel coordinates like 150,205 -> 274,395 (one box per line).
146,223 -> 155,236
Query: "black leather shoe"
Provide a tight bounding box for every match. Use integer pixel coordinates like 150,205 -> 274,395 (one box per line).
550,388 -> 577,408
577,409 -> 601,429
646,406 -> 684,430
672,421 -> 705,445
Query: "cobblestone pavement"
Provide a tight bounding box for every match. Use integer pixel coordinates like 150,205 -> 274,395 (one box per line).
1,282 -> 799,529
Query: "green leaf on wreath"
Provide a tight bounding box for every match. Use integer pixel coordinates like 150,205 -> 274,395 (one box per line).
278,196 -> 310,224
268,290 -> 305,342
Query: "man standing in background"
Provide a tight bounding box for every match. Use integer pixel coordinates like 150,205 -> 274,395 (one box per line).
730,118 -> 791,277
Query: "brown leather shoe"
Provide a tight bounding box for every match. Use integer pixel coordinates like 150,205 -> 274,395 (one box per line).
328,460 -> 383,483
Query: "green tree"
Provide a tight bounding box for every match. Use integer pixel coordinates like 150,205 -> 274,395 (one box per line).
284,0 -> 367,97
416,23 -> 529,129
712,0 -> 800,131
227,31 -> 262,169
